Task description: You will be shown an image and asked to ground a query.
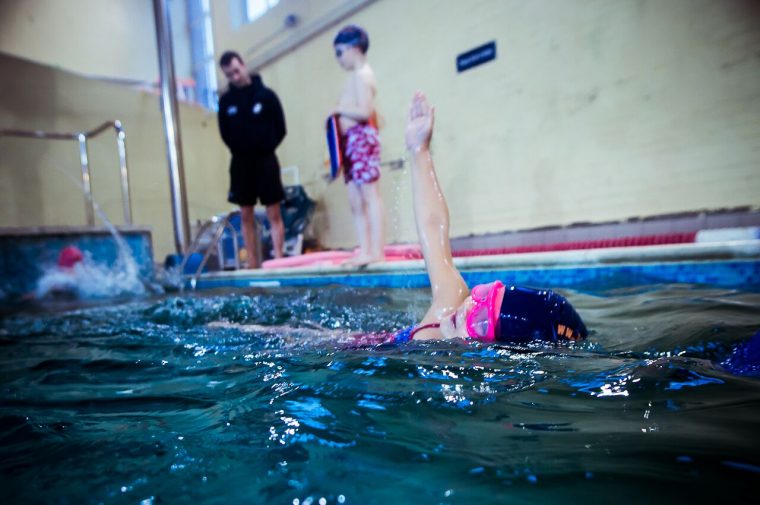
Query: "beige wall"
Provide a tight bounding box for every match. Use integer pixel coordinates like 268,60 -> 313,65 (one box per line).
212,0 -> 363,64
1,0 -> 759,259
214,0 -> 760,248
0,0 -> 193,82
0,53 -> 231,260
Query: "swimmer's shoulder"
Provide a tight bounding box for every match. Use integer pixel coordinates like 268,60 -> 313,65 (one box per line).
394,322 -> 441,342
411,325 -> 441,341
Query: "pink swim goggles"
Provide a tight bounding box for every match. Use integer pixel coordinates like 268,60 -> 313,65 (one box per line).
465,281 -> 506,341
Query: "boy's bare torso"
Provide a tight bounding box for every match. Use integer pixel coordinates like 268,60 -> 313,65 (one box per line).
337,63 -> 377,132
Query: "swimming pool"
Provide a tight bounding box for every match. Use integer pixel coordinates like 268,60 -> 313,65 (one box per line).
1,281 -> 759,504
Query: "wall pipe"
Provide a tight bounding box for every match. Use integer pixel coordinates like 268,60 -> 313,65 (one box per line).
153,0 -> 191,254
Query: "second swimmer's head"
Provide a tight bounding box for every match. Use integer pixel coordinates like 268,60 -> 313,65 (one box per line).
443,282 -> 588,344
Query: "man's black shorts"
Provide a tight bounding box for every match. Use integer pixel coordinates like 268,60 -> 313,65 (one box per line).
228,153 -> 285,207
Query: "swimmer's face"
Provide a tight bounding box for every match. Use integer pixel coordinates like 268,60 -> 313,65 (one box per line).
334,43 -> 361,69
221,57 -> 251,88
438,296 -> 474,340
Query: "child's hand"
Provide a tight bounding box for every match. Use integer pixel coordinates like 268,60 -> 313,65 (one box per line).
405,91 -> 434,152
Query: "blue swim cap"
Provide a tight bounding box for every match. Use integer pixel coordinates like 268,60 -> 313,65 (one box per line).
496,286 -> 587,343
333,25 -> 369,53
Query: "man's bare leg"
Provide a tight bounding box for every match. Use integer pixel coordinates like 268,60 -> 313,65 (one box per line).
240,206 -> 259,269
266,203 -> 285,259
345,181 -> 372,265
361,181 -> 385,262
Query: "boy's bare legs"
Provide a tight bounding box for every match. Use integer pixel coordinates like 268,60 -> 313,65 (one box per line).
240,206 -> 259,269
344,181 -> 385,265
360,181 -> 385,262
346,181 -> 372,265
266,203 -> 285,259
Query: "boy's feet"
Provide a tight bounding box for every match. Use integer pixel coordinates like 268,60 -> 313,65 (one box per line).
240,259 -> 260,270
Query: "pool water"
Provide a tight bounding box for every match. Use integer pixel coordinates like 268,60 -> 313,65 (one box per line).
1,284 -> 759,504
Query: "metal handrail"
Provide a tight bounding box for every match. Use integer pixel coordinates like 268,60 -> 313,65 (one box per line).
0,120 -> 132,226
180,212 -> 241,290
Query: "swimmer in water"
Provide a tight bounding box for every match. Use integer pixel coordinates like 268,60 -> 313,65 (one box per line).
31,245 -> 85,299
209,93 -> 587,347
396,91 -> 587,345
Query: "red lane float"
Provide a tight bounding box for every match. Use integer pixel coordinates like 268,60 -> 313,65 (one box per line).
451,233 -> 697,257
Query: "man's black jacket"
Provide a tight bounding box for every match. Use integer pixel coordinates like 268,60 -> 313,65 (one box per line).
217,74 -> 286,159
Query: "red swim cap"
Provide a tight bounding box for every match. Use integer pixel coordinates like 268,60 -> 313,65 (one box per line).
58,246 -> 84,268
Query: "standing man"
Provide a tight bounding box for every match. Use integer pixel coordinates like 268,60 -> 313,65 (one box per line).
218,50 -> 286,268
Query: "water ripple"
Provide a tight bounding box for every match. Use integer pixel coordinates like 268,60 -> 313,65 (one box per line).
0,284 -> 758,503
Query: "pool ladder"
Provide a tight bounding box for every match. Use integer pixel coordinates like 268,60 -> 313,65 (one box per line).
180,211 -> 254,289
0,120 -> 132,227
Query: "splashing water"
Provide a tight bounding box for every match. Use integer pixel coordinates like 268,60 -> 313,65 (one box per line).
35,250 -> 146,299
388,153 -> 415,244
1,284 -> 759,504
33,167 -> 155,299
88,198 -> 150,296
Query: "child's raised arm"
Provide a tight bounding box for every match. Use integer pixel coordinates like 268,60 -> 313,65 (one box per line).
405,92 -> 469,325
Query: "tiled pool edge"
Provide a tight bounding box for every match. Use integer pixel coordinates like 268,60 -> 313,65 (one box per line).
190,241 -> 760,290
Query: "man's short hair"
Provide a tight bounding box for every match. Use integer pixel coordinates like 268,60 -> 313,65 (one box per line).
219,50 -> 243,67
333,25 -> 369,54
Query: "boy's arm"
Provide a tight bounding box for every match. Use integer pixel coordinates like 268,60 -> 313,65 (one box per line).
406,92 -> 469,323
334,73 -> 375,122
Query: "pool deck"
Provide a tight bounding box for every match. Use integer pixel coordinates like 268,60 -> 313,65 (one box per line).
190,240 -> 760,290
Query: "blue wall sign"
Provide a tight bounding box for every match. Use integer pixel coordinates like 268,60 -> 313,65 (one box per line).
457,41 -> 497,73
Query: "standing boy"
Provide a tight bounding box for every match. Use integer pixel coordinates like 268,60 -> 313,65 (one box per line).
218,51 -> 286,268
332,25 -> 385,265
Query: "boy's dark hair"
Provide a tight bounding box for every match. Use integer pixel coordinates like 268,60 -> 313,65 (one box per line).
219,50 -> 243,67
333,25 -> 369,53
